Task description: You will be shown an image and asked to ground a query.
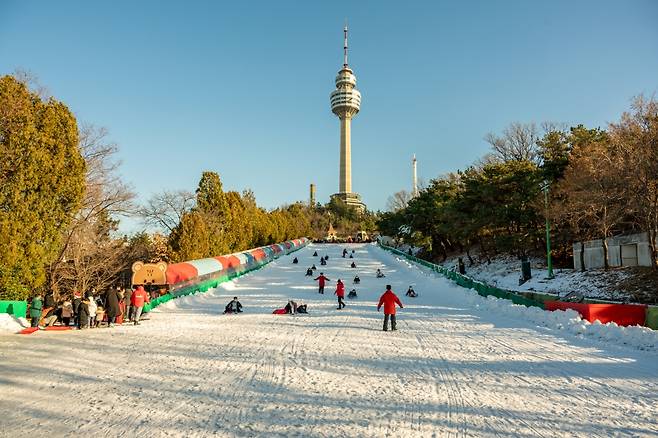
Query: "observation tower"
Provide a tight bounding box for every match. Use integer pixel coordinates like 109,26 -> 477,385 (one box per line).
330,26 -> 365,211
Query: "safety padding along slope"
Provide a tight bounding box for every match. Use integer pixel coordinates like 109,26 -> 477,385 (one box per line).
378,242 -> 657,329
137,238 -> 309,313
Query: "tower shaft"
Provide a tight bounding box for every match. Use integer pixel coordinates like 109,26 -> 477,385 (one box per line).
412,154 -> 418,196
339,116 -> 352,193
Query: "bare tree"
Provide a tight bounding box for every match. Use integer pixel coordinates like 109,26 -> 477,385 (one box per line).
12,68 -> 50,100
139,190 -> 196,232
48,123 -> 136,296
387,189 -> 413,212
485,122 -> 540,163
610,95 -> 658,268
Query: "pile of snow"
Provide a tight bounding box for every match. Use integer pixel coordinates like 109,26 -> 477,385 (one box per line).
464,293 -> 658,351
0,313 -> 28,334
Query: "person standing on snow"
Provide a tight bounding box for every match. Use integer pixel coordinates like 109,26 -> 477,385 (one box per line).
314,272 -> 330,294
29,294 -> 43,327
131,285 -> 149,325
105,286 -> 121,328
123,286 -> 133,322
335,279 -> 346,309
377,285 -> 403,331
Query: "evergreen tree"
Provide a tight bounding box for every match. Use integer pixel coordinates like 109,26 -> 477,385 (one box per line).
0,76 -> 86,300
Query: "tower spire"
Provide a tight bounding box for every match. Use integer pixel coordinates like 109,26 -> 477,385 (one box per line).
343,24 -> 349,68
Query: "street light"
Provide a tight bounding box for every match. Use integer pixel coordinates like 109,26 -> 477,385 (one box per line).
540,180 -> 554,279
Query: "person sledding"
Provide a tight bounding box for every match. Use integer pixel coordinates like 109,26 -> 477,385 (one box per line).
320,258 -> 327,266
376,269 -> 385,278
314,272 -> 330,294
353,275 -> 360,284
305,267 -> 314,276
350,261 -> 357,268
284,300 -> 298,314
311,264 -> 317,270
377,285 -> 403,331
293,257 -> 299,264
406,286 -> 418,297
349,253 -> 354,259
224,297 -> 243,314
347,289 -> 358,299
335,279 -> 346,309
313,251 -> 318,257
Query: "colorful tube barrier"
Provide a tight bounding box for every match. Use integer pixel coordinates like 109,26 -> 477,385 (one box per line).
142,238 -> 309,312
378,242 -> 658,329
0,238 -> 309,320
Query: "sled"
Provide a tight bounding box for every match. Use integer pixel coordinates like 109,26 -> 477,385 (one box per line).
19,327 -> 39,335
272,308 -> 287,315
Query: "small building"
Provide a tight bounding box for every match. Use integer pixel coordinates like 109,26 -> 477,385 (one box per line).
573,232 -> 656,270
326,223 -> 338,242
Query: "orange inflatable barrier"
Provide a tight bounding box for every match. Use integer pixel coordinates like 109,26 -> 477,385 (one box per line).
545,301 -> 647,326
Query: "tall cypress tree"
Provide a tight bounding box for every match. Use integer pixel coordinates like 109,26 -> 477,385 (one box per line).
0,76 -> 86,300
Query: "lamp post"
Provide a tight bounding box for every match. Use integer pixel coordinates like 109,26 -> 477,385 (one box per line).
540,180 -> 554,279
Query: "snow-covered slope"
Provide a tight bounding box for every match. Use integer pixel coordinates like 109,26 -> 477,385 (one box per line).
1,244 -> 656,437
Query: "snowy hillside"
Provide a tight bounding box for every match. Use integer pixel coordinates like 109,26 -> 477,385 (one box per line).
1,244 -> 656,437
439,253 -> 641,302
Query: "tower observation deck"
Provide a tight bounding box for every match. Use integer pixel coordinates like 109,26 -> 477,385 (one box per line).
330,26 -> 365,211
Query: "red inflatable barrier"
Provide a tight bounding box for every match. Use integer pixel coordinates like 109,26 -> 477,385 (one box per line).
545,301 -> 647,326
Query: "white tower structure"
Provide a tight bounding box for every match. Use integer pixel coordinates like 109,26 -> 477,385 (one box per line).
412,154 -> 419,197
330,25 -> 365,211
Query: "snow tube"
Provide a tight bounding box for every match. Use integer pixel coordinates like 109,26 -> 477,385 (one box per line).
19,327 -> 39,335
545,301 -> 648,326
44,326 -> 73,331
272,308 -> 287,315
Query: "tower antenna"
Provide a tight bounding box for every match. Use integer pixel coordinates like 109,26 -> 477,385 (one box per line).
343,23 -> 349,68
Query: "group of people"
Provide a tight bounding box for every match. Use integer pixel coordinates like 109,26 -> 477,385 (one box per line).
292,246 -> 414,331
28,285 -> 151,329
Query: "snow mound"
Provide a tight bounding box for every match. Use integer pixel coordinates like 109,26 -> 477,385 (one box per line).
0,313 -> 28,334
465,293 -> 658,351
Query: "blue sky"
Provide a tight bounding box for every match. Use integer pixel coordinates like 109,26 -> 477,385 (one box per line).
1,1 -> 657,231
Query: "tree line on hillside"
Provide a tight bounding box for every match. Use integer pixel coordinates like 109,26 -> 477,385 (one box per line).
0,74 -> 375,301
379,96 -> 658,271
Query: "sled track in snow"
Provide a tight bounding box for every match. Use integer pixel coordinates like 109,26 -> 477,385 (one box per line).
1,243 -> 657,437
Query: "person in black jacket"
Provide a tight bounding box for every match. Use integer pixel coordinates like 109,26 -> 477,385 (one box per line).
224,297 -> 243,314
72,292 -> 82,326
104,287 -> 121,327
43,292 -> 55,311
78,299 -> 90,329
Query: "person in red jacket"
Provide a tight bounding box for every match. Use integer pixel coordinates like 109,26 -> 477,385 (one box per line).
335,279 -> 346,309
314,272 -> 330,294
130,285 -> 150,325
377,284 -> 403,331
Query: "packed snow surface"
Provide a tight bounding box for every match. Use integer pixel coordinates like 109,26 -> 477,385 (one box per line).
1,244 -> 657,437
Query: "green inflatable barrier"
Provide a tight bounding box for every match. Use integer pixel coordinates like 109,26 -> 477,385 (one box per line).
644,306 -> 658,330
0,300 -> 28,318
